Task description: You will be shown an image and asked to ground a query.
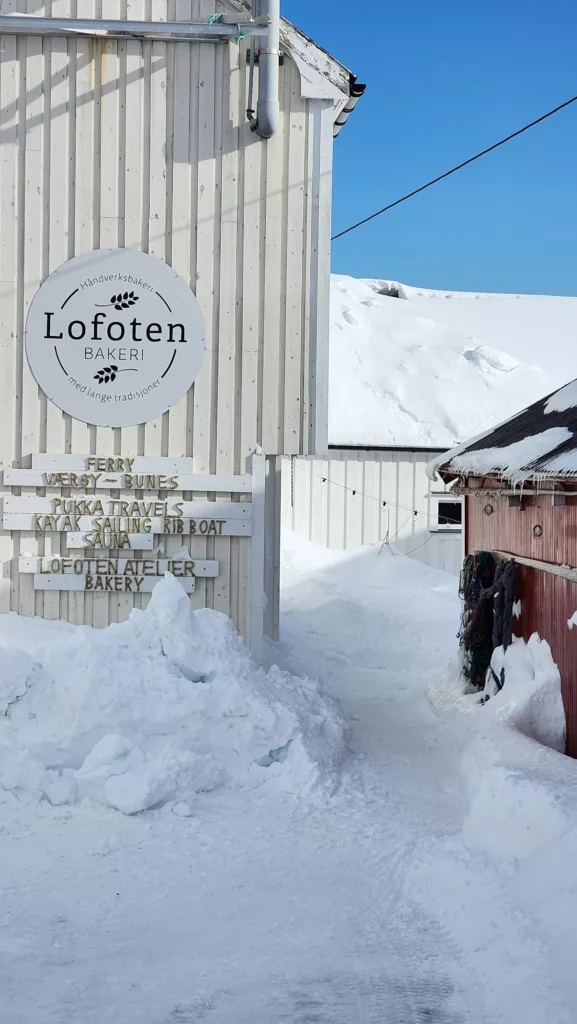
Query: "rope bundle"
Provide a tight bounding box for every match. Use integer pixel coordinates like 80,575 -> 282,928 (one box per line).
208,12 -> 245,43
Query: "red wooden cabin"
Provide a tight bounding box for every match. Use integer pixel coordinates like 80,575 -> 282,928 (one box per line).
429,378 -> 577,756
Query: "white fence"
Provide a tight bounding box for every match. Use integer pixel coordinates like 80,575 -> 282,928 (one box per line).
281,449 -> 464,577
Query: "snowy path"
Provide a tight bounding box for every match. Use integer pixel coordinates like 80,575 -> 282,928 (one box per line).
1,537 -> 575,1023
277,537 -> 576,1024
278,536 -> 466,828
1,776 -> 471,1024
276,540 -> 484,1022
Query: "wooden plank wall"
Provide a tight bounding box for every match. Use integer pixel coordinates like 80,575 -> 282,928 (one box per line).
281,450 -> 465,578
475,563 -> 575,757
0,0 -> 335,633
466,483 -> 577,757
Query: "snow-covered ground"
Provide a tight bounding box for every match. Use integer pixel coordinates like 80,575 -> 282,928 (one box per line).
2,543 -> 577,1023
330,275 -> 577,447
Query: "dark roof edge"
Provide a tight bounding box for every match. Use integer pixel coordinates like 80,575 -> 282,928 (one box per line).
333,76 -> 367,138
430,379 -> 577,482
329,443 -> 449,453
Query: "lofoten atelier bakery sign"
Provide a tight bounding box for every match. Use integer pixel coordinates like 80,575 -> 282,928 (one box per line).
25,249 -> 205,428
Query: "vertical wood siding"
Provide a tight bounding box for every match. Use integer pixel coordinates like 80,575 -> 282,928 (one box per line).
466,483 -> 577,757
282,451 -> 464,577
508,566 -> 577,758
465,530 -> 577,758
0,1 -> 335,633
466,486 -> 577,569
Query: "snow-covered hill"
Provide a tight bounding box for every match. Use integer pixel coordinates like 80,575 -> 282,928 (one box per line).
330,276 -> 577,448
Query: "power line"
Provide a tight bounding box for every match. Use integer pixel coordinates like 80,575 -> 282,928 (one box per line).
331,94 -> 577,242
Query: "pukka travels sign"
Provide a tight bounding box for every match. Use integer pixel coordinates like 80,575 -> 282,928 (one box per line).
25,249 -> 205,428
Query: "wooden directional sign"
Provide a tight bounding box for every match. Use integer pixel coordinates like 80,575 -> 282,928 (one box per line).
3,468 -> 253,492
1,450 -> 266,653
19,556 -> 220,593
2,499 -> 253,542
66,532 -> 155,550
3,497 -> 252,518
3,515 -> 252,537
19,557 -> 220,577
33,574 -> 196,593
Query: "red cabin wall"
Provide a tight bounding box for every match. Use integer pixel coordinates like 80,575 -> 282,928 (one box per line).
465,481 -> 577,758
511,566 -> 577,757
466,481 -> 577,567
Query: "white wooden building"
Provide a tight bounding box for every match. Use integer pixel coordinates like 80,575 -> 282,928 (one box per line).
282,449 -> 464,577
0,0 -> 365,654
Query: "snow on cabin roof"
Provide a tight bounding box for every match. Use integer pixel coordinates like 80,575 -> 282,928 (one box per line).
329,276 -> 577,449
427,379 -> 577,483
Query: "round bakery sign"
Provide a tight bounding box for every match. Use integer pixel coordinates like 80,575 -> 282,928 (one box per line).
25,249 -> 205,427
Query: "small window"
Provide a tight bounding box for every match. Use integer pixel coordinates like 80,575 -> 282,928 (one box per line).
428,495 -> 463,532
438,501 -> 462,527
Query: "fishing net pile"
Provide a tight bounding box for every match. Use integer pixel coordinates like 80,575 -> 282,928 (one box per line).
458,552 -> 516,696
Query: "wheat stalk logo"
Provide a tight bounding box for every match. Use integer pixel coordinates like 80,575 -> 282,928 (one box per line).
95,291 -> 139,311
94,364 -> 137,384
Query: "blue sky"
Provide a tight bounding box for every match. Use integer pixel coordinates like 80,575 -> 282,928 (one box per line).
283,0 -> 577,295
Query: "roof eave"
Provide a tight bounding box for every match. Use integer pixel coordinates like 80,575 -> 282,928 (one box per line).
333,76 -> 366,139
279,17 -> 366,135
445,467 -> 577,483
227,1 -> 365,134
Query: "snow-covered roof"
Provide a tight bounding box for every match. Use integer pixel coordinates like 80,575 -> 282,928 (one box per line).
329,276 -> 577,449
427,379 -> 577,483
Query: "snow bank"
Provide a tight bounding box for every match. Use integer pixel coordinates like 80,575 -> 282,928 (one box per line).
429,633 -> 565,752
330,275 -> 577,448
0,575 -> 346,814
461,643 -> 573,860
489,635 -> 566,751
428,634 -> 573,866
461,746 -> 571,861
0,648 -> 38,715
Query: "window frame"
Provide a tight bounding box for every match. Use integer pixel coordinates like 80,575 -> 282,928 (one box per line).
428,493 -> 463,533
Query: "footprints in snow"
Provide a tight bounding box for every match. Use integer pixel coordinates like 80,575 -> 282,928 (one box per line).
341,308 -> 358,326
168,1000 -> 214,1022
163,971 -> 466,1024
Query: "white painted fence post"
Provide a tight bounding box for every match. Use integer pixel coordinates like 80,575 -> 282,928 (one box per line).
248,447 -> 266,663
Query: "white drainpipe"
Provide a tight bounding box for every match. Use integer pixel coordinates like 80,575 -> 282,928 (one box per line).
250,0 -> 280,139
